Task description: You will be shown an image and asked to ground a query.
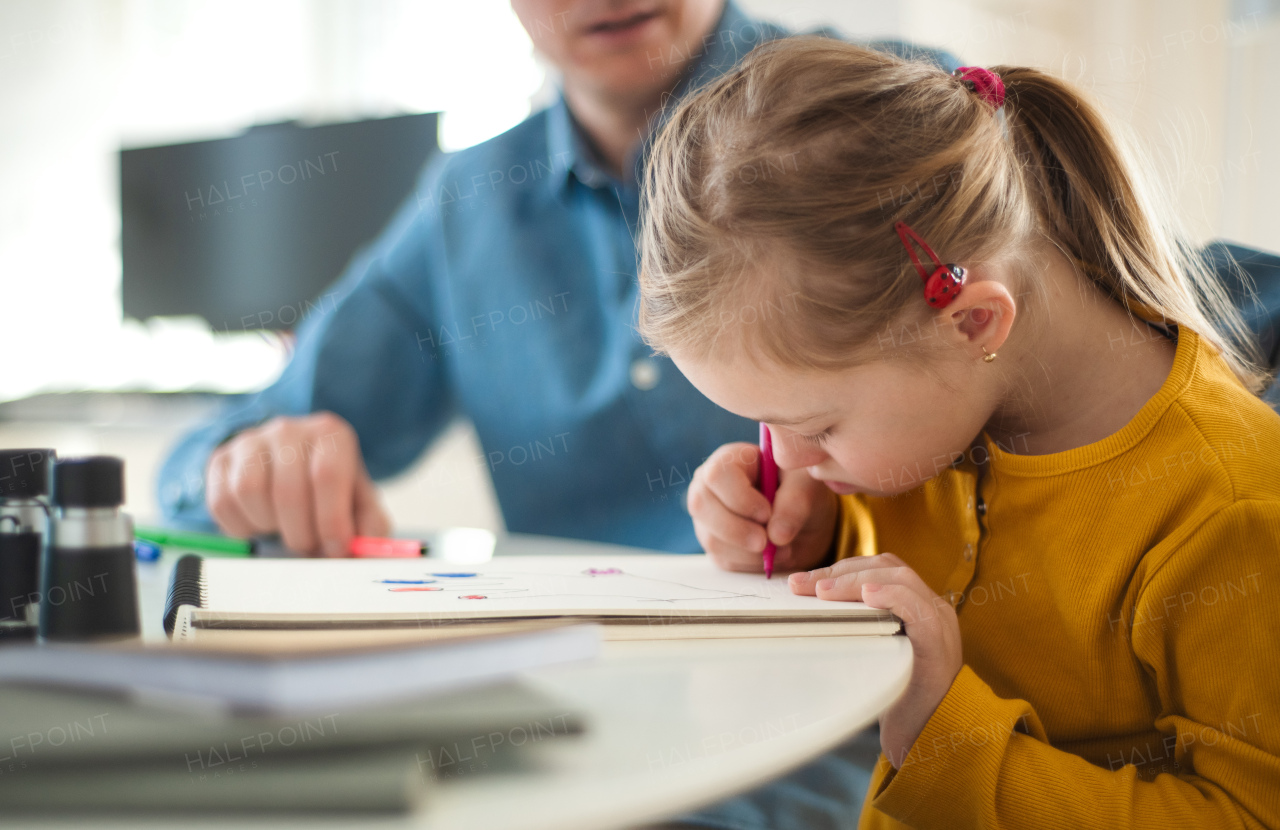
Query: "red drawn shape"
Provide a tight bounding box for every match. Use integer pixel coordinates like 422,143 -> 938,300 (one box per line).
389,586 -> 442,592
459,594 -> 488,600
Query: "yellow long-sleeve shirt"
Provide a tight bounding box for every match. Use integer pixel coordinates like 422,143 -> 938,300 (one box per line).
833,324 -> 1280,829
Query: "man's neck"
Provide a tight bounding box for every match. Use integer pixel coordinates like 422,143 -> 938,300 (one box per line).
983,249 -> 1179,456
561,80 -> 667,182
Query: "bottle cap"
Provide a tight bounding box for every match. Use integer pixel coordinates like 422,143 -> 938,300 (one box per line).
53,457 -> 125,508
0,449 -> 55,500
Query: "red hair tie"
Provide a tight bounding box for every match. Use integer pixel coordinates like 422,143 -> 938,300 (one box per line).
894,222 -> 966,309
953,66 -> 1005,109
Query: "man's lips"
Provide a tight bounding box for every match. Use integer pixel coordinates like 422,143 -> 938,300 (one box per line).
584,8 -> 662,36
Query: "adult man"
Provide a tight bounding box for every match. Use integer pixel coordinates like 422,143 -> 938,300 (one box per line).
160,0 -> 955,558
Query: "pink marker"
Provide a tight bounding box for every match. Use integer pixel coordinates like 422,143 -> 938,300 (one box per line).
349,536 -> 426,558
758,422 -> 779,579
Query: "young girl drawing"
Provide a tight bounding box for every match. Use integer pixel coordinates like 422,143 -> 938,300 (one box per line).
638,38 -> 1280,828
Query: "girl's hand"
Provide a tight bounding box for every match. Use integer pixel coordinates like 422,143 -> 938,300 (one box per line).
790,553 -> 963,768
687,442 -> 839,573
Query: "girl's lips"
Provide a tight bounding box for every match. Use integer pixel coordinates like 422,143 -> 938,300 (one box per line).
823,480 -> 859,495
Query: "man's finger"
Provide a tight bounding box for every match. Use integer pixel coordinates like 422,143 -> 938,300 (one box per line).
206,451 -> 256,538
226,437 -> 277,532
353,472 -> 391,538
272,438 -> 318,554
310,430 -> 358,558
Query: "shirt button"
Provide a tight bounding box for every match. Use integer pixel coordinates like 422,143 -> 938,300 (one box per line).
976,497 -> 987,516
945,590 -> 964,607
963,544 -> 974,562
630,359 -> 661,391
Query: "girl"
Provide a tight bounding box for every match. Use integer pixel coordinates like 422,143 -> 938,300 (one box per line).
638,37 -> 1280,829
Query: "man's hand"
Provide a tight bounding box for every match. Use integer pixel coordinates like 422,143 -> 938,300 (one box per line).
790,553 -> 964,767
205,412 -> 390,556
687,442 -> 839,573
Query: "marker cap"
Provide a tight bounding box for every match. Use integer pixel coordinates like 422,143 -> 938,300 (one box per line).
0,449 -> 55,499
53,457 -> 125,508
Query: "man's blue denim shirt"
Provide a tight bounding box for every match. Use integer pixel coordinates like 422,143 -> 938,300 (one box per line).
157,3 -> 961,551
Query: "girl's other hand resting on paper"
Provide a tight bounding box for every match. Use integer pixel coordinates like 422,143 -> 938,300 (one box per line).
688,442 -> 839,573
791,555 -> 964,768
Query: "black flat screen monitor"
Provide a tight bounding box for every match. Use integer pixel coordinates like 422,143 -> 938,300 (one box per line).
121,113 -> 439,332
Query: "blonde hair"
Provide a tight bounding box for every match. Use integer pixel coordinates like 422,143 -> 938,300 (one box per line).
637,37 -> 1271,394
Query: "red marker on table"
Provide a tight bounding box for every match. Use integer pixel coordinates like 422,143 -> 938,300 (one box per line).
758,422 -> 779,579
348,536 -> 427,558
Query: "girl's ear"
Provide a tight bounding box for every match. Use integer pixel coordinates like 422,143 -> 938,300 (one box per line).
946,277 -> 1017,355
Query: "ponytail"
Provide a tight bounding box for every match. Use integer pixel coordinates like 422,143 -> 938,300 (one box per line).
996,65 -> 1272,394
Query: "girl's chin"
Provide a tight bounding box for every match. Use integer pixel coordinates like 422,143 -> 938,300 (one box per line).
822,480 -> 860,495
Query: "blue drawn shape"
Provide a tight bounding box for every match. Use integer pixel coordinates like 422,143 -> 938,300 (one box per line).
430,572 -> 478,578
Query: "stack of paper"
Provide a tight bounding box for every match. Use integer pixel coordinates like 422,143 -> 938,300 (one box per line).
167,553 -> 901,641
0,627 -> 595,812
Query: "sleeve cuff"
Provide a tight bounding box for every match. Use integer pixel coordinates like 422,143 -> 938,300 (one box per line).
868,665 -> 1044,828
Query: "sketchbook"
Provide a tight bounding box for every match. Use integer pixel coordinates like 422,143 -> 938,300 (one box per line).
167,553 -> 902,640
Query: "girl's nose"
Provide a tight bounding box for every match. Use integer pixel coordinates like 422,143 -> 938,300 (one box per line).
768,427 -> 827,470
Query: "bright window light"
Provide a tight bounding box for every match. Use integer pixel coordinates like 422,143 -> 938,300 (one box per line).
0,0 -> 546,402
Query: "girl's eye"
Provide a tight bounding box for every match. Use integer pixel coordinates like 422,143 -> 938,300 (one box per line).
801,429 -> 831,447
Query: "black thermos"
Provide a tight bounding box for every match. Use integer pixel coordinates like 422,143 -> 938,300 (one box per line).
0,449 -> 54,637
39,456 -> 140,641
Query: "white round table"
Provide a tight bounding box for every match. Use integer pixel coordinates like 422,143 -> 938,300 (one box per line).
24,533 -> 913,830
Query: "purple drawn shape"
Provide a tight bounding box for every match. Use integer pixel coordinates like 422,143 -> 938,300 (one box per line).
584,567 -> 623,576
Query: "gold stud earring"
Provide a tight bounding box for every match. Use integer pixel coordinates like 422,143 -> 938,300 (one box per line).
981,345 -> 997,363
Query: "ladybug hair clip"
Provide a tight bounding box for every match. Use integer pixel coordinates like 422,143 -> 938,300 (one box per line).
894,221 -> 966,309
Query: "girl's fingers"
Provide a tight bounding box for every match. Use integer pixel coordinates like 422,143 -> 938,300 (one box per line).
862,582 -> 945,627
860,582 -> 959,662
699,527 -> 766,572
767,469 -> 820,546
690,482 -> 769,554
700,445 -> 772,524
802,565 -> 927,602
789,552 -> 906,594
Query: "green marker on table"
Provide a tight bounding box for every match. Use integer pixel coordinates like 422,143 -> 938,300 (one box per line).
133,526 -> 254,557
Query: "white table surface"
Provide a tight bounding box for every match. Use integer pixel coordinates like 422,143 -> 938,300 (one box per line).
21,533 -> 912,830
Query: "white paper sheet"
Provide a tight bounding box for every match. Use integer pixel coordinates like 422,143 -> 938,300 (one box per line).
196,554 -> 890,623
